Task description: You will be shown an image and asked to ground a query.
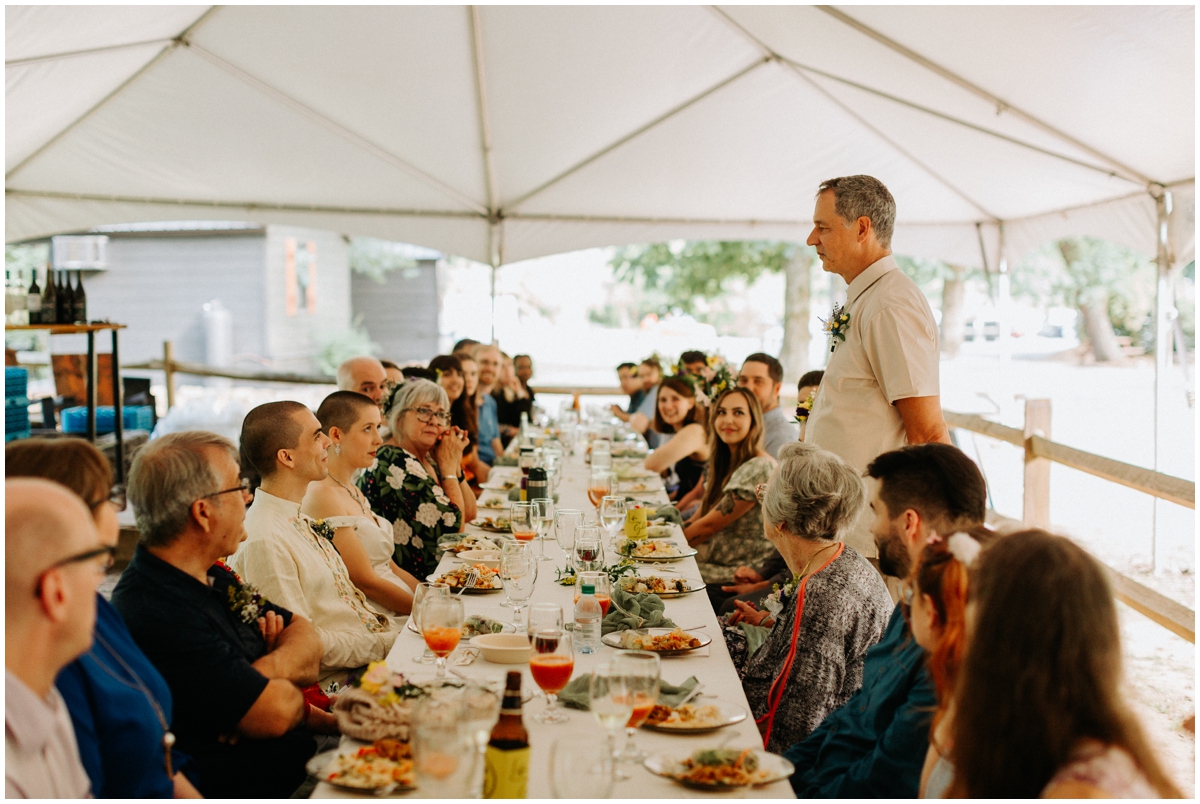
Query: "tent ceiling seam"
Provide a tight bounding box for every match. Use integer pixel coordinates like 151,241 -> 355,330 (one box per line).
709,6 -> 1000,222
504,54 -> 772,212
468,6 -> 499,219
816,5 -> 1158,188
5,37 -> 176,67
184,42 -> 490,217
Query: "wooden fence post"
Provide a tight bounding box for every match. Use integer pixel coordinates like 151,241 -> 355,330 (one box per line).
163,340 -> 176,411
1023,398 -> 1052,528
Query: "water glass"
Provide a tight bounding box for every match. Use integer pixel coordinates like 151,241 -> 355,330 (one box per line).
589,661 -> 633,781
527,602 -> 564,638
411,582 -> 450,664
599,495 -> 627,548
555,509 -> 583,560
461,681 -> 501,797
500,549 -> 537,628
413,690 -> 477,798
613,650 -> 661,763
550,736 -> 614,798
533,499 -> 556,562
591,439 -> 612,471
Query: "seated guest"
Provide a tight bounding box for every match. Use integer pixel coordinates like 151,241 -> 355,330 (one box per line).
359,380 -> 469,581
452,337 -> 480,354
336,356 -> 388,404
948,530 -> 1180,798
722,443 -> 892,754
494,352 -> 532,447
7,438 -> 201,798
737,353 -> 799,458
682,388 -> 777,592
112,432 -> 323,798
680,349 -> 709,378
609,362 -> 644,422
628,357 -> 663,445
233,402 -> 402,679
304,392 -> 420,617
514,354 -> 535,397
444,352 -> 491,487
782,443 -> 986,797
472,344 -> 504,465
380,359 -> 404,388
6,479 -> 103,799
401,365 -> 438,382
643,376 -> 710,502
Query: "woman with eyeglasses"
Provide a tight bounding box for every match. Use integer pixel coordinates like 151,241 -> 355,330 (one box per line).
358,379 -> 470,581
5,438 -> 202,798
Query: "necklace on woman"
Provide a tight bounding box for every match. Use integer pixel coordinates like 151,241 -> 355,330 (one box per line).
92,632 -> 175,778
330,474 -> 371,517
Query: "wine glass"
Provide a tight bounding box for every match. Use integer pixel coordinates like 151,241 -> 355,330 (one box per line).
497,541 -> 526,608
573,527 -> 604,573
518,449 -> 538,476
412,582 -> 451,664
613,650 -> 661,763
529,629 -> 574,724
599,495 -> 627,551
421,595 -> 464,681
550,736 -> 614,799
554,509 -> 583,561
587,469 -> 614,508
532,499 -> 556,562
413,689 -> 477,798
461,681 -> 501,798
499,547 -> 537,628
574,571 -> 612,617
589,661 -> 633,781
509,502 -> 537,544
527,602 -> 564,640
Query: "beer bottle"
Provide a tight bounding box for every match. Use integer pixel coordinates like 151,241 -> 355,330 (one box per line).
483,671 -> 529,798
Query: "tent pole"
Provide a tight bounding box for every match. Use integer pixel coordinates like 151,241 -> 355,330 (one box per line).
1151,188 -> 1175,575
996,223 -> 1011,364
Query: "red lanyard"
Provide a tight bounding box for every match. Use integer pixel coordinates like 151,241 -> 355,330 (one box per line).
755,543 -> 844,749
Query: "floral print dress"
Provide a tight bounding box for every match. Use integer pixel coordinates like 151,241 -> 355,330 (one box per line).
358,445 -> 463,581
694,456 -> 777,585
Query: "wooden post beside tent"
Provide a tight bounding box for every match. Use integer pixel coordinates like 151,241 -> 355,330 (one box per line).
163,340 -> 176,411
1023,398 -> 1052,529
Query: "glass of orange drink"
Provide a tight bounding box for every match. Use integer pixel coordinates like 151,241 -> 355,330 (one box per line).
613,650 -> 660,762
574,571 -> 611,616
421,595 -> 464,681
587,469 -> 614,508
509,502 -> 537,542
529,628 -> 574,724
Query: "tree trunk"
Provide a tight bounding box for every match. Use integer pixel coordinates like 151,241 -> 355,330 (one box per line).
1078,298 -> 1122,362
940,264 -> 966,358
778,248 -> 812,386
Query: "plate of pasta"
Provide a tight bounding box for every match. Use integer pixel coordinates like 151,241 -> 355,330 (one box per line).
617,575 -> 704,598
428,564 -> 503,593
618,539 -> 697,561
307,739 -> 416,793
602,627 -> 711,656
642,703 -> 746,733
645,747 -> 793,789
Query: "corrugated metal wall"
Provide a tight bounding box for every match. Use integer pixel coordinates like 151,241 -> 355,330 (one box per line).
351,258 -> 440,364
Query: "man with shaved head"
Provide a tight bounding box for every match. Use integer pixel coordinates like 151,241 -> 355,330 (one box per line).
6,478 -> 102,798
336,356 -> 388,404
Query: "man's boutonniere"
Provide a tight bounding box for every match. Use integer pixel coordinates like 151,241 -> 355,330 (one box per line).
311,519 -> 336,543
821,303 -> 850,352
795,390 -> 817,424
227,578 -> 267,624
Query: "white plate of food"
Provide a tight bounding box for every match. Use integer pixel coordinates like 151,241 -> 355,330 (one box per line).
469,516 -> 512,534
644,747 -> 794,789
407,613 -> 513,637
617,574 -> 705,598
441,533 -> 502,553
428,564 -> 504,593
619,478 -> 664,493
477,492 -> 510,510
619,539 -> 697,562
602,627 -> 712,656
642,702 -> 747,733
307,741 -> 416,793
479,476 -> 519,491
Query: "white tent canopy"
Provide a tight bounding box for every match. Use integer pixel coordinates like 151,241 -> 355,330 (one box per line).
5,5 -> 1195,268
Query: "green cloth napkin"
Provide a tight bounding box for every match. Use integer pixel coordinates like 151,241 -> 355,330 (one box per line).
559,675 -> 700,711
740,622 -> 773,660
493,455 -> 518,467
600,587 -> 676,635
648,505 -> 684,526
505,489 -> 560,502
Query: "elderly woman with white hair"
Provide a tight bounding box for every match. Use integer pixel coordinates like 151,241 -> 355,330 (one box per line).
358,379 -> 472,580
721,441 -> 893,754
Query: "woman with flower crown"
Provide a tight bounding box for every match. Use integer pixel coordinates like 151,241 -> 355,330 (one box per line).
357,379 -> 470,581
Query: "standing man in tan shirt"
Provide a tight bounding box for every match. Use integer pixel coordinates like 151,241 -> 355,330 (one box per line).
802,175 -> 951,559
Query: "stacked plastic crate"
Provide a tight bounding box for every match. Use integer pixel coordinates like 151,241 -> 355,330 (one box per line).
5,367 -> 30,442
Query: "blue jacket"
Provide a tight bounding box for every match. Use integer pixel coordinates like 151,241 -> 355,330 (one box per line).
783,604 -> 936,798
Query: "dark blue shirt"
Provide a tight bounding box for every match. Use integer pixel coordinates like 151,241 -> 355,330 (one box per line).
112,546 -> 316,799
783,604 -> 936,798
477,393 -> 500,464
56,594 -> 189,798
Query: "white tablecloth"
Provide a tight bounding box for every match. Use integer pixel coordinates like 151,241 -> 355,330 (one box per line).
313,450 -> 794,799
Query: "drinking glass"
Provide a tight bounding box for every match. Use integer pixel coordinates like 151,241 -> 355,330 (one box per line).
573,527 -> 605,573
589,661 -> 633,781
497,541 -> 526,608
554,509 -> 583,561
591,440 -> 612,472
461,681 -> 501,798
550,736 -> 614,798
529,629 -> 574,724
421,596 -> 464,681
509,502 -> 537,544
411,582 -> 451,664
499,548 -> 537,628
574,571 -> 612,617
599,495 -> 627,549
413,690 -> 477,798
518,449 -> 538,477
587,469 -> 614,508
527,602 -> 564,639
613,650 -> 661,763
532,498 -> 556,562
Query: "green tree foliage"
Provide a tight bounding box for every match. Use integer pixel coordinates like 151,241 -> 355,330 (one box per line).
349,237 -> 419,283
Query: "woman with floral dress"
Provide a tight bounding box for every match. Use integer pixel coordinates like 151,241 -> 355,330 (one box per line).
358,379 -> 470,581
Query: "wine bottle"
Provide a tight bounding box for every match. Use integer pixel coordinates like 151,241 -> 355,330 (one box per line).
26,267 -> 42,325
57,270 -> 73,325
12,270 -> 28,325
483,671 -> 529,799
73,270 -> 87,324
40,264 -> 57,325
4,269 -> 15,324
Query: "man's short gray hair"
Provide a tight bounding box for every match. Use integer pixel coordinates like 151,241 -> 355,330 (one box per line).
818,175 -> 896,249
336,356 -> 383,391
128,431 -> 238,548
386,379 -> 450,432
762,441 -> 866,542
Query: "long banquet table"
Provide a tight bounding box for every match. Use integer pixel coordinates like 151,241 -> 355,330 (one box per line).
314,447 -> 794,798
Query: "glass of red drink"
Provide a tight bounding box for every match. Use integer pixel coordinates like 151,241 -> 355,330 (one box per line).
529,629 -> 574,724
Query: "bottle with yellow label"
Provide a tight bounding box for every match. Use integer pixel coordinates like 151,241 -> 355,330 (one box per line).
483,671 -> 529,798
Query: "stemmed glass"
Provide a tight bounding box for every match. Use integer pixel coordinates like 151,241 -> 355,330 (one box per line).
510,502 -> 537,545
575,571 -> 612,617
613,650 -> 661,763
421,595 -> 464,681
529,629 -> 574,724
588,469 -> 614,508
461,681 -> 501,798
497,541 -> 525,608
573,526 -> 605,572
527,602 -> 564,639
499,546 -> 537,628
589,661 -> 634,781
599,495 -> 627,551
411,582 -> 451,664
550,736 -> 614,798
532,499 -> 556,562
555,509 -> 583,562
413,688 -> 477,797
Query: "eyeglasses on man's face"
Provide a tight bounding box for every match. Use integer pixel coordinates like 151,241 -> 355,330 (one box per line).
92,484 -> 127,512
405,406 -> 451,425
199,477 -> 252,501
35,544 -> 118,595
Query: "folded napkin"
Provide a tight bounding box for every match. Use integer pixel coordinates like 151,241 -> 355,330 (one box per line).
600,587 -> 676,635
559,675 -> 700,711
493,455 -> 518,467
648,505 -> 684,526
505,489 -> 560,502
740,622 -> 773,660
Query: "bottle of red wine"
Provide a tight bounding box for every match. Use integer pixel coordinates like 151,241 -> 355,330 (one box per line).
40,264 -> 56,325
73,271 -> 87,324
58,270 -> 74,324
26,267 -> 42,325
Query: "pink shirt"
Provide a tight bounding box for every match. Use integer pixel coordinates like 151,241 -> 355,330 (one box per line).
1044,742 -> 1157,798
5,669 -> 92,798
